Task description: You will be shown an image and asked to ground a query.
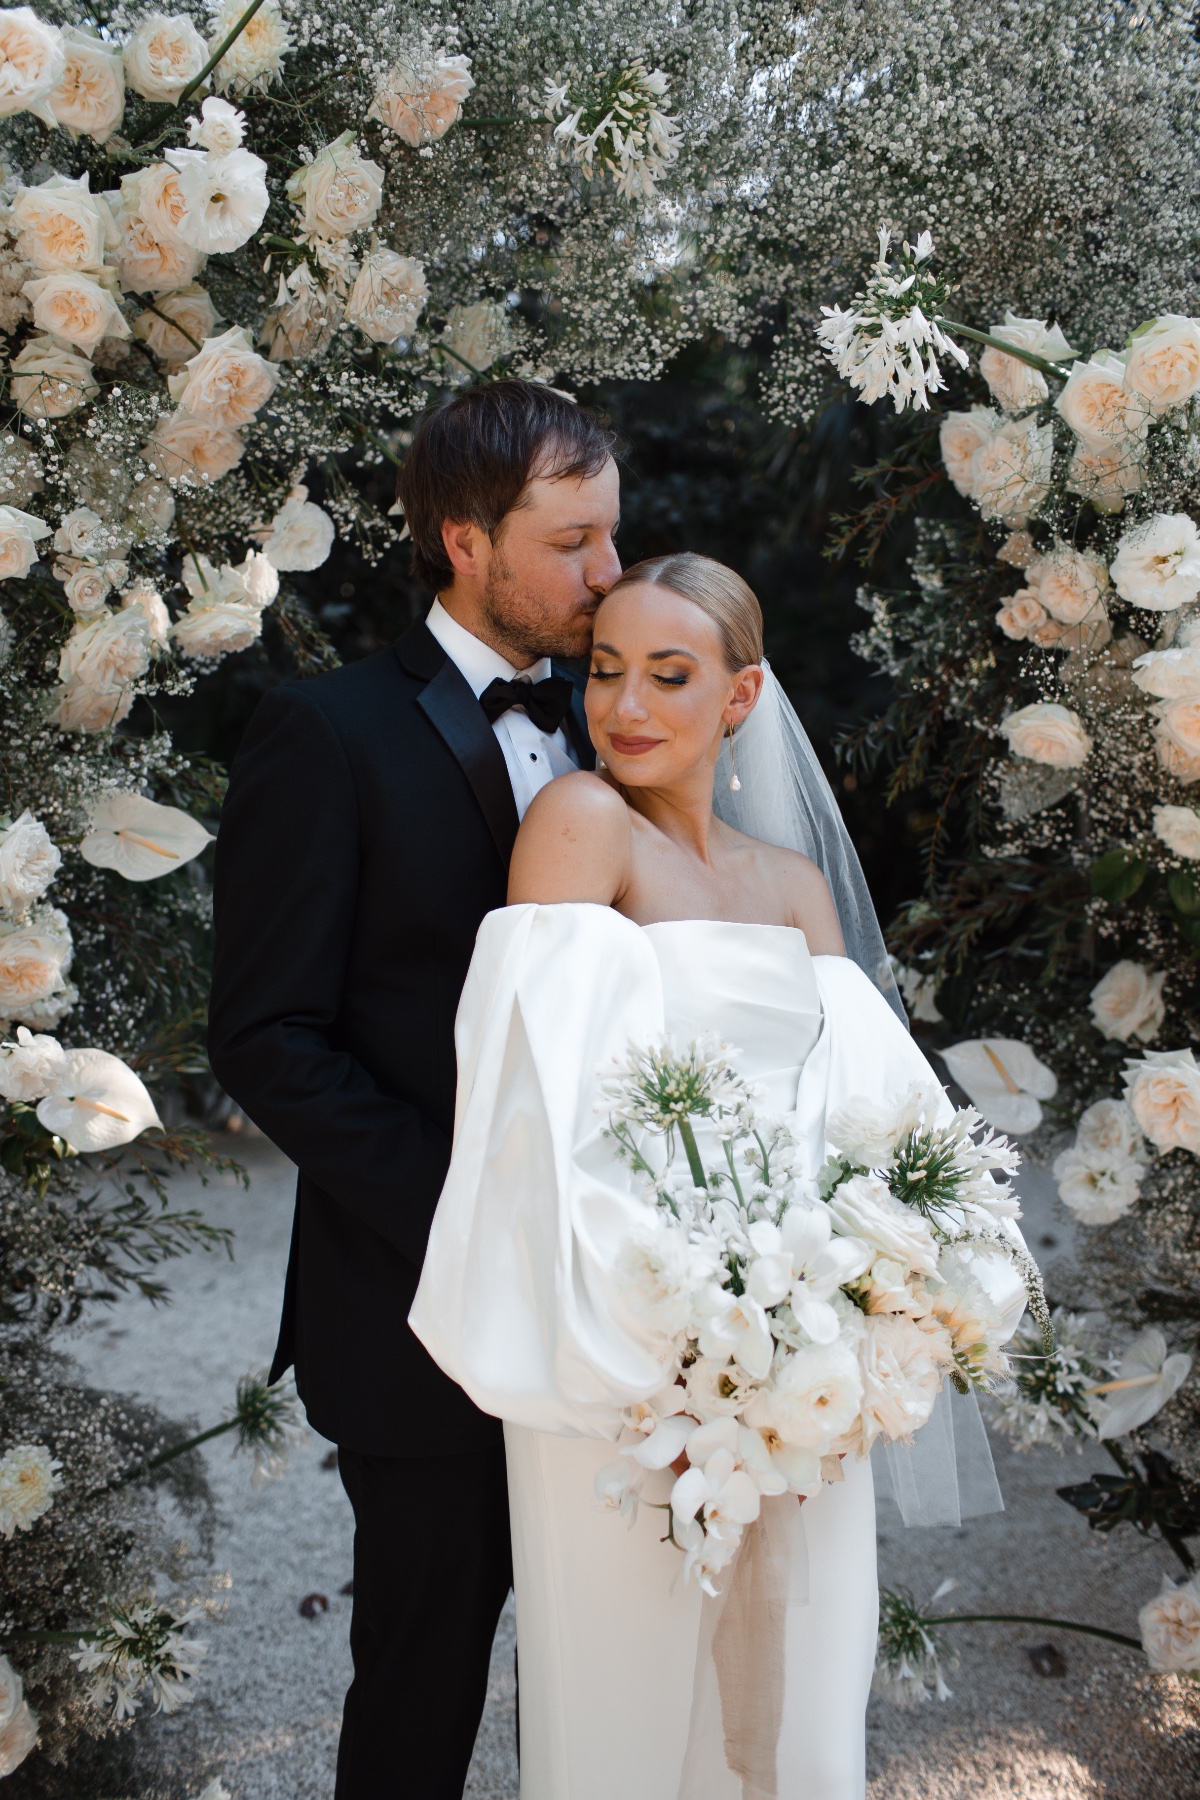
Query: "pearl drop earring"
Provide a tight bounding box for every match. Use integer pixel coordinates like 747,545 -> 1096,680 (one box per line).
727,721 -> 741,792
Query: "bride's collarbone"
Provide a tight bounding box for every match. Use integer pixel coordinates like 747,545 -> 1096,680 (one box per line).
618,840 -> 796,930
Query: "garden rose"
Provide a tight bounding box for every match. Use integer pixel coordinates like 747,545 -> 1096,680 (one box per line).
995,589 -> 1049,640
286,133 -> 384,239
1123,315 -> 1200,416
1154,803 -> 1200,859
8,337 -> 97,418
63,566 -> 110,616
181,548 -> 277,610
133,282 -> 217,365
999,702 -> 1091,768
12,170 -> 112,272
114,203 -> 203,295
208,0 -> 290,95
1110,513 -> 1200,612
22,269 -> 128,355
123,12 -> 206,102
1139,1575 -> 1200,1673
1123,1047 -> 1200,1154
167,325 -> 277,428
186,95 -> 245,154
938,406 -> 999,496
166,147 -> 270,254
0,1692 -> 37,1778
141,409 -> 245,484
1153,721 -> 1200,785
0,917 -> 70,1013
1089,960 -> 1165,1044
1052,1145 -> 1144,1225
369,48 -> 474,144
1026,544 -> 1109,625
968,415 -> 1053,522
441,300 -> 512,379
49,27 -> 123,144
1065,442 -> 1144,514
258,261 -> 341,362
744,1338 -> 864,1453
845,1313 -> 941,1453
172,596 -> 264,658
0,1024 -> 65,1101
1154,696 -> 1200,763
0,811 -> 59,913
1131,644 -> 1200,699
257,486 -> 334,571
133,162 -> 190,247
0,1443 -> 61,1536
1054,349 -> 1150,447
825,1173 -> 940,1276
58,607 -> 151,692
1076,1097 -> 1144,1162
978,313 -> 1074,413
0,504 -> 49,579
52,680 -> 133,733
344,248 -> 428,344
0,7 -> 65,126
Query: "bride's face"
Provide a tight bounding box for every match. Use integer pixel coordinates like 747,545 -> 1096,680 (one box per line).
585,582 -> 763,788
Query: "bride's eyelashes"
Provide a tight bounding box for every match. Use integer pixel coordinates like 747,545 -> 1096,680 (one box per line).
588,666 -> 689,688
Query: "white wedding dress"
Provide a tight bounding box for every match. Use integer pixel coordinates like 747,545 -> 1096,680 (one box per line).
411,903 -> 1027,1800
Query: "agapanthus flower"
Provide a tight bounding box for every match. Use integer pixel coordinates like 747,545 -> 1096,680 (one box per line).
545,62 -> 682,200
817,230 -> 967,413
72,1599 -> 207,1719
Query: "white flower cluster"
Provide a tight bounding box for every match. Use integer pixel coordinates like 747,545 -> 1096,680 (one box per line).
545,61 -> 682,200
71,1597 -> 207,1719
0,1439 -> 61,1535
817,230 -> 968,415
596,1051 -> 1039,1592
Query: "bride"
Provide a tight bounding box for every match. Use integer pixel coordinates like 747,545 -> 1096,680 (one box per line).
411,553 -> 1026,1799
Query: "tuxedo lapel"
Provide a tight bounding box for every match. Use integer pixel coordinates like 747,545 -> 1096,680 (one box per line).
396,622 -> 520,864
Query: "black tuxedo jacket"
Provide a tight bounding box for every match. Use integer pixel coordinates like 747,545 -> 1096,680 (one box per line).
208,618 -> 593,1455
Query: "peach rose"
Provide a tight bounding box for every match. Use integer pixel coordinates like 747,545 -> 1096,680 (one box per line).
49,27 -> 124,144
208,0 -> 290,95
1055,350 -> 1150,448
999,701 -> 1092,768
0,921 -> 69,1013
134,162 -> 190,247
344,249 -> 428,344
1155,696 -> 1200,762
995,590 -> 1048,641
9,337 -> 97,418
141,408 -> 245,484
166,324 -> 277,428
0,7 -> 65,127
1065,442 -> 1145,515
970,416 -> 1053,523
285,132 -> 384,239
52,679 -> 133,733
1089,961 -> 1165,1044
133,282 -> 218,365
11,171 -> 113,272
22,269 -> 129,354
369,49 -> 474,145
1026,544 -> 1110,625
1153,721 -> 1200,786
1123,316 -> 1200,417
123,12 -> 206,103
115,207 -> 203,295
1123,1048 -> 1200,1154
997,530 -> 1036,569
57,607 -> 152,691
938,407 -> 1000,497
1139,1574 -> 1200,1673
1154,803 -> 1200,860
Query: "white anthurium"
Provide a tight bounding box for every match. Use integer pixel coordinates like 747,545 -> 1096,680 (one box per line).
36,1047 -> 162,1152
79,792 -> 213,882
744,1209 -> 872,1344
696,1283 -> 775,1380
1090,1328 -> 1192,1440
940,1037 -> 1057,1134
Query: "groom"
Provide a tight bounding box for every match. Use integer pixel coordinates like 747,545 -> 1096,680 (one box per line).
208,381 -> 621,1797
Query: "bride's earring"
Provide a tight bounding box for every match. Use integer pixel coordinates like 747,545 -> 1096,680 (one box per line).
727,721 -> 741,792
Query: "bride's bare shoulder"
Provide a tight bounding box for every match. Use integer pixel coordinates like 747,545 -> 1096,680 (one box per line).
507,771 -> 632,904
745,836 -> 846,953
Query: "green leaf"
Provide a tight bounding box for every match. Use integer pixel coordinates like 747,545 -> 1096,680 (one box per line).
1175,915 -> 1200,949
1090,849 -> 1149,904
1169,870 -> 1200,917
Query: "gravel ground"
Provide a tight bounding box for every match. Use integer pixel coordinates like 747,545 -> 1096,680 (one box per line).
58,1139 -> 1198,1800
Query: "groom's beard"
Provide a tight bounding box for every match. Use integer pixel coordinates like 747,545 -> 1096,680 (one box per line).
481,551 -> 599,663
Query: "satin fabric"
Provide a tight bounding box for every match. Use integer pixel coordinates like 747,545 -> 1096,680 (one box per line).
410,904 -> 1027,1798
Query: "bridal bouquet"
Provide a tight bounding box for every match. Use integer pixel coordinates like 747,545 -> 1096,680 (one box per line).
595,1038 -> 1049,1592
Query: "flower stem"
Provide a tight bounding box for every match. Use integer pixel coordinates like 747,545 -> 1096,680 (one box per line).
142,301 -> 203,355
437,342 -> 490,382
177,0 -> 268,109
97,1417 -> 238,1495
678,1117 -> 708,1191
3,1627 -> 100,1645
925,1611 -> 1141,1650
935,318 -> 1073,381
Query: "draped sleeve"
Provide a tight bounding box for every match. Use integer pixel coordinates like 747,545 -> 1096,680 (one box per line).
408,902 -> 673,1438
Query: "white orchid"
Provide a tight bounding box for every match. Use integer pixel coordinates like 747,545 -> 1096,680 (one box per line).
745,1208 -> 871,1344
670,1434 -> 761,1565
696,1283 -> 775,1380
940,1037 -> 1057,1135
593,1459 -> 642,1521
1090,1328 -> 1192,1439
79,792 -> 212,883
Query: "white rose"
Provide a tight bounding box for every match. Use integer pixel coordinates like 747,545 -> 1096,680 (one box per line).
53,504 -> 108,558
181,548 -> 277,609
1110,513 -> 1200,612
167,146 -> 269,254
1076,1099 -> 1144,1162
63,565 -> 111,617
0,1693 -> 37,1778
0,1023 -> 66,1100
1026,545 -> 1109,625
50,27 -> 123,144
825,1172 -> 940,1276
258,260 -> 341,362
1054,349 -> 1151,448
1154,803 -> 1200,860
1123,1047 -> 1200,1154
286,133 -> 384,239
186,95 -> 245,154
744,1338 -> 864,1453
1154,696 -> 1200,763
978,314 -> 1075,414
846,1312 -> 943,1454
208,0 -> 290,96
1052,1145 -> 1143,1225
369,48 -> 474,145
999,702 -> 1091,768
9,337 -> 96,418
1131,645 -> 1200,700
0,811 -> 59,912
53,679 -> 133,733
0,7 -> 65,127
167,324 -> 277,428
1065,442 -> 1145,515
141,408 -> 244,485
58,606 -> 151,693
1153,721 -> 1200,786
344,248 -> 427,345
120,579 -> 170,648
0,503 -> 48,578
938,406 -> 999,497
969,415 -> 1053,523
123,12 -> 206,102
995,589 -> 1049,641
129,162 -> 191,248
0,917 -> 69,1013
133,282 -> 217,366
441,300 -> 512,379
172,596 -> 263,659
1089,961 -> 1165,1044
258,486 -> 334,571
22,269 -> 129,355
1139,1575 -> 1200,1674
12,171 -> 113,272
114,199 -> 203,296
1123,316 -> 1200,417
826,1085 -> 933,1166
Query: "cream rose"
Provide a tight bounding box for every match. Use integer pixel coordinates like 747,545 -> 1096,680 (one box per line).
0,811 -> 59,913
208,0 -> 290,95
1089,961 -> 1166,1044
22,268 -> 129,355
1123,316 -> 1200,417
1026,544 -> 1109,625
9,337 -> 97,418
1154,696 -> 1200,762
167,324 -> 277,428
172,596 -> 264,658
999,702 -> 1091,768
1131,645 -> 1200,699
62,566 -> 111,617
0,504 -> 48,579
1139,1575 -> 1200,1674
441,300 -> 512,379
969,415 -> 1053,523
259,262 -> 342,362
0,7 -> 65,126
12,171 -> 113,272
1153,720 -> 1200,785
1052,1146 -> 1143,1225
286,133 -> 384,239
369,49 -> 474,145
938,406 -> 999,497
120,579 -> 170,648
978,314 -> 1075,414
1065,442 -> 1145,515
50,27 -> 124,144
825,1173 -> 940,1277
186,94 -> 245,154
1110,513 -> 1200,612
257,486 -> 334,571
52,679 -> 133,733
0,919 -> 69,1013
133,162 -> 190,247
344,248 -> 428,344
166,147 -> 269,255
123,12 -> 206,102
994,590 -> 1048,642
53,505 -> 111,559
1154,803 -> 1200,859
1076,1097 -> 1144,1162
58,606 -> 152,692
1123,1047 -> 1200,1154
115,206 -> 203,295
141,408 -> 244,485
846,1313 -> 941,1454
1054,349 -> 1150,448
132,282 -> 217,365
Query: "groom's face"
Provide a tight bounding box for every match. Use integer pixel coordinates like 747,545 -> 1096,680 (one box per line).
480,456 -> 622,662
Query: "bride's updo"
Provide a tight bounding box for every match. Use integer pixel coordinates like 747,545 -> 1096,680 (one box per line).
607,552 -> 763,671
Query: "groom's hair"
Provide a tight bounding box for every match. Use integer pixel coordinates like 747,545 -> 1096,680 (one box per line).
397,380 -> 617,590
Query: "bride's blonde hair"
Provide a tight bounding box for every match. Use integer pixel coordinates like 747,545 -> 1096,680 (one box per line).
608,552 -> 763,671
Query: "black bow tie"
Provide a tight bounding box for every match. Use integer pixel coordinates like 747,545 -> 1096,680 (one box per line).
479,674 -> 574,735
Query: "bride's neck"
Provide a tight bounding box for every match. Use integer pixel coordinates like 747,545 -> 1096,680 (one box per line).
622,768 -> 719,861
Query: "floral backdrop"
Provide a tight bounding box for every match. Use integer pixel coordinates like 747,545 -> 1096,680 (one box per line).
0,0 -> 1198,1783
